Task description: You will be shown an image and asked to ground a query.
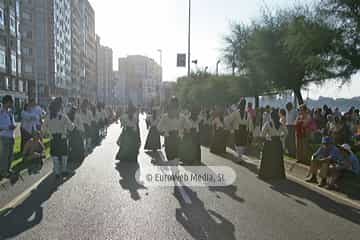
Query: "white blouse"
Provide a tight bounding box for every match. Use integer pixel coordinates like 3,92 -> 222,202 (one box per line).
231,111 -> 254,133
157,114 -> 181,136
121,114 -> 138,130
261,121 -> 288,140
212,117 -> 225,130
43,113 -> 74,138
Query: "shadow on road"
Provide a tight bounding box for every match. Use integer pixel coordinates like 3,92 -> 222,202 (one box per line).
115,161 -> 146,201
211,149 -> 360,226
0,173 -> 74,239
266,179 -> 360,225
174,186 -> 236,240
208,185 -> 245,203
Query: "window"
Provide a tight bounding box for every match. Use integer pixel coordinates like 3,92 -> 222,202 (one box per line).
4,77 -> 9,90
24,63 -> 33,73
25,31 -> 32,40
19,80 -> 23,92
0,8 -> 4,26
0,48 -> 5,69
23,12 -> 32,22
23,47 -> 33,57
10,15 -> 16,33
11,54 -> 17,73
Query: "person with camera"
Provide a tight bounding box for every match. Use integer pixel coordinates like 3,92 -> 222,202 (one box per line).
0,95 -> 17,180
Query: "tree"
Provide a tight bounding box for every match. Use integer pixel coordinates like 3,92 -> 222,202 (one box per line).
222,5 -> 354,104
320,0 -> 360,72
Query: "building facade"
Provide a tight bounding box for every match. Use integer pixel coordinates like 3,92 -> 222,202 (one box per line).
118,55 -> 161,106
96,36 -> 113,104
20,0 -> 72,105
113,70 -> 126,105
0,0 -> 27,114
20,0 -> 96,105
83,1 -> 96,100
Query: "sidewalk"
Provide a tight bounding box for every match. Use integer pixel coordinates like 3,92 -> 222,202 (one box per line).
226,147 -> 360,209
283,159 -> 360,207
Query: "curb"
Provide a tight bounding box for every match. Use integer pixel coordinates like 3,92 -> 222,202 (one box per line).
0,157 -> 51,190
226,148 -> 360,209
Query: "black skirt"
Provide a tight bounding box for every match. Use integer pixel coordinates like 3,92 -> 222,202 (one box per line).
69,128 -> 85,162
200,123 -> 211,147
84,124 -> 91,138
50,134 -> 68,157
20,128 -> 33,153
116,127 -> 140,162
165,130 -> 179,161
259,136 -> 286,180
179,128 -> 201,165
210,127 -> 227,155
144,126 -> 161,150
235,124 -> 248,146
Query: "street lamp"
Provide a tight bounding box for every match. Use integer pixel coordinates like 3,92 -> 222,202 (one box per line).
157,49 -> 162,82
204,66 -> 208,74
187,0 -> 191,78
216,60 -> 221,76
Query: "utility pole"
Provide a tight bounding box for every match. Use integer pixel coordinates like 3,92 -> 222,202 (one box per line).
187,0 -> 191,78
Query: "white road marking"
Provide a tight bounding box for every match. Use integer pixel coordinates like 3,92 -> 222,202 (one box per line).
0,172 -> 51,211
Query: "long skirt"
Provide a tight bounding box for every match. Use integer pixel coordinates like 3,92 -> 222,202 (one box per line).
116,127 -> 140,162
144,126 -> 161,150
285,125 -> 296,157
50,134 -> 68,157
259,136 -> 285,180
20,128 -> 32,153
210,127 -> 228,155
69,128 -> 85,162
91,122 -> 99,144
235,124 -> 248,147
296,133 -> 310,164
200,123 -> 211,147
179,129 -> 201,165
164,131 -> 179,161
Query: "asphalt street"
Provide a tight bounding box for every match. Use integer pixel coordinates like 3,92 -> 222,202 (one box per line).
0,114 -> 359,240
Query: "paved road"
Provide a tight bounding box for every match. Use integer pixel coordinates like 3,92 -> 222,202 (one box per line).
0,114 -> 359,240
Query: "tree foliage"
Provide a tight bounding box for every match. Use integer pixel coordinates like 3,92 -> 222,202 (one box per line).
320,0 -> 360,71
222,5 -> 355,104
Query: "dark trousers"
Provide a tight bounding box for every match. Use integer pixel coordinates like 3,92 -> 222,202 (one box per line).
0,136 -> 15,176
286,125 -> 296,157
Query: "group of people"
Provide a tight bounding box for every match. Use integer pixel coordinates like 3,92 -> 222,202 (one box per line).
115,97 -> 287,180
115,96 -> 359,187
2,92 -> 359,189
0,95 -> 118,181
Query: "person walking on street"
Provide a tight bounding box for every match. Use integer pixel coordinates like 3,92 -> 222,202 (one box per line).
20,103 -> 37,152
43,97 -> 74,180
0,95 -> 16,180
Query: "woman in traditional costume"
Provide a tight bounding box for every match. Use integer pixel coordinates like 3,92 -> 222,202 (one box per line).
210,107 -> 227,155
232,99 -> 253,163
259,110 -> 287,180
144,109 -> 161,151
157,97 -> 181,161
116,104 -> 140,162
179,107 -> 201,165
43,97 -> 74,179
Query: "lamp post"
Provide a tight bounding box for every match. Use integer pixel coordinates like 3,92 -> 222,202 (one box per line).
204,66 -> 208,74
187,0 -> 191,78
216,60 -> 221,76
157,49 -> 162,82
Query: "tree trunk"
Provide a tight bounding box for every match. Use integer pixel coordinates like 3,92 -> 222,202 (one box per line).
294,88 -> 304,105
254,96 -> 259,108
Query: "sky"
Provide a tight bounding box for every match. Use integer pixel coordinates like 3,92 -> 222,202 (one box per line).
89,0 -> 360,100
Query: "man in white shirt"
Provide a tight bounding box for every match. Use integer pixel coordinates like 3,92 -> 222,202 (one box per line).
29,99 -> 45,130
0,95 -> 16,179
285,102 -> 297,157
